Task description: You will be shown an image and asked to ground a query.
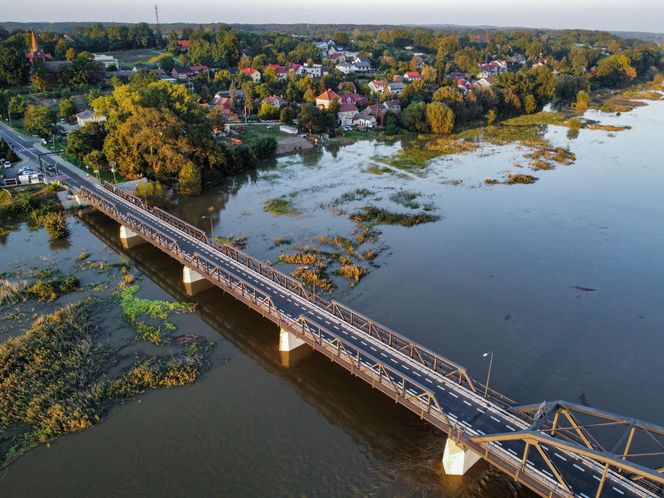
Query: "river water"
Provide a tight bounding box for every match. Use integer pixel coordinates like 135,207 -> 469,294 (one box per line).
1,99 -> 663,497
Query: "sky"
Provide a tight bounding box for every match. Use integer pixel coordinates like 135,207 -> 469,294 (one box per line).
3,0 -> 664,33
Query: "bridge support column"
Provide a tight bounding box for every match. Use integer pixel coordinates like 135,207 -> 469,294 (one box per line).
279,328 -> 306,352
119,225 -> 146,248
183,266 -> 213,295
442,438 -> 481,475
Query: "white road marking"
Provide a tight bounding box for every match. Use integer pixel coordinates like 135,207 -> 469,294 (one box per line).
573,464 -> 585,472
554,453 -> 567,461
463,400 -> 472,406
612,487 -> 624,495
490,416 -> 501,423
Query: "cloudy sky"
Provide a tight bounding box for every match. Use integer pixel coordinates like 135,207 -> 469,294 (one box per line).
5,0 -> 664,32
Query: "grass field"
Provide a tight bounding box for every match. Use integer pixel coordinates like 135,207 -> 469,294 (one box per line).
103,49 -> 168,69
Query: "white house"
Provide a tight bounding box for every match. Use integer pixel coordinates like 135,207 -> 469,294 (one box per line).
75,110 -> 107,127
336,62 -> 355,75
338,103 -> 359,126
297,63 -> 329,78
93,54 -> 119,69
352,110 -> 377,129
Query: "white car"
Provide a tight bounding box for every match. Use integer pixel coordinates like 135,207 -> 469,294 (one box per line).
4,160 -> 12,168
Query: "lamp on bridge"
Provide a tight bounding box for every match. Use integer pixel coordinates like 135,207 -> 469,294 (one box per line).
201,215 -> 214,238
482,351 -> 494,399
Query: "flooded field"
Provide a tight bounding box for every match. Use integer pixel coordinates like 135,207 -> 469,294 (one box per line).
1,97 -> 663,497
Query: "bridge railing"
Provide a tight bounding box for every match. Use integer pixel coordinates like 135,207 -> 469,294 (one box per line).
96,180 -> 520,409
78,185 -> 597,498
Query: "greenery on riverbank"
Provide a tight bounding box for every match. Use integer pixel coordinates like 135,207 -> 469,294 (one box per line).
0,185 -> 65,238
0,300 -> 205,468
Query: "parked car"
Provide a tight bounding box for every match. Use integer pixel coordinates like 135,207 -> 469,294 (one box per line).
3,160 -> 11,168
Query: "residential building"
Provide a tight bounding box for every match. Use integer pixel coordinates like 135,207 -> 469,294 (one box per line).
265,64 -> 288,80
403,71 -> 421,81
338,103 -> 359,126
352,110 -> 377,129
262,95 -> 288,108
387,81 -> 405,95
382,99 -> 401,114
93,54 -> 119,69
171,66 -> 195,80
297,63 -> 329,78
240,68 -> 261,83
75,110 -> 107,127
368,79 -> 388,94
315,89 -> 341,109
176,40 -> 190,52
478,60 -> 507,79
338,92 -> 368,107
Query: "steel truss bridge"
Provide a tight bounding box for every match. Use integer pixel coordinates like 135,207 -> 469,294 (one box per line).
67,177 -> 664,498
2,120 -> 660,497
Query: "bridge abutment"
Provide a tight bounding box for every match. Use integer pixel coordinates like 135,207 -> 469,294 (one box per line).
442,438 -> 481,475
183,266 -> 213,295
119,225 -> 146,248
279,328 -> 306,352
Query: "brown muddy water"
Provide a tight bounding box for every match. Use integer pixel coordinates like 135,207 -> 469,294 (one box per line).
1,99 -> 664,497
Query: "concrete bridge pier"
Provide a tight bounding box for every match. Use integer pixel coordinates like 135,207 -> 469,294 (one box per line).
119,225 -> 146,248
183,266 -> 213,295
442,438 -> 481,475
279,328 -> 306,352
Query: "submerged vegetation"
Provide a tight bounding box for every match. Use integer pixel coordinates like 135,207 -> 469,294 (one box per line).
350,206 -> 439,227
0,300 -> 205,468
0,185 -> 65,237
263,197 -> 301,216
119,285 -> 196,345
213,234 -> 248,249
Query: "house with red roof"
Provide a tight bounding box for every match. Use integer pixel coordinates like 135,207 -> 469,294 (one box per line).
265,64 -> 288,80
403,71 -> 421,81
176,40 -> 190,52
338,92 -> 368,108
262,95 -> 288,108
315,89 -> 341,109
240,67 -> 261,83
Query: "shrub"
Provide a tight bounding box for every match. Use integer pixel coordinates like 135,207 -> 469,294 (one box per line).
42,212 -> 69,240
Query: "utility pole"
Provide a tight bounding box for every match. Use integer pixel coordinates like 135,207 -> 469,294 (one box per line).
154,4 -> 161,34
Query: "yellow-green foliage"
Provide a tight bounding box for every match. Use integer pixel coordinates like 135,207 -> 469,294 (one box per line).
338,264 -> 367,283
263,198 -> 301,216
0,300 -> 203,468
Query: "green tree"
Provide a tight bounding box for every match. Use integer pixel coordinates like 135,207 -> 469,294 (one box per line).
23,105 -> 56,138
487,109 -> 497,126
425,102 -> 455,134
524,94 -> 537,114
279,106 -> 294,124
576,90 -> 591,111
298,103 -> 325,133
59,98 -> 76,121
135,181 -> 169,207
257,102 -> 279,120
8,95 -> 26,118
401,102 -> 429,133
178,162 -> 202,196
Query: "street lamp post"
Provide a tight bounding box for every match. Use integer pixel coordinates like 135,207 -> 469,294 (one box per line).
303,265 -> 316,302
201,215 -> 214,239
483,352 -> 494,399
109,161 -> 117,183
